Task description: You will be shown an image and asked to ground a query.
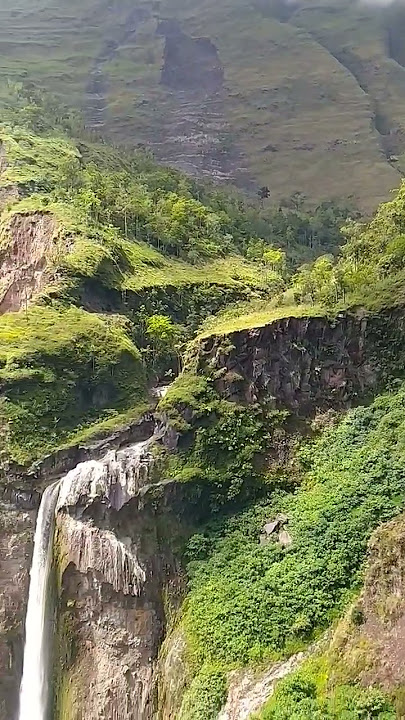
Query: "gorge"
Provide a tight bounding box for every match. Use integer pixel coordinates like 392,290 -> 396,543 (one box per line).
3,12 -> 405,715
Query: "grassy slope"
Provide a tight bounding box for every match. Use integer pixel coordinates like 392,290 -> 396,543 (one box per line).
0,123 -> 267,297
0,306 -> 147,465
0,0 -> 403,209
163,0 -> 398,211
0,116 -> 275,465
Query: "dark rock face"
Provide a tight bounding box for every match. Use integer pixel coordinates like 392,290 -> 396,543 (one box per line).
54,481 -> 189,720
0,504 -> 34,720
197,309 -> 405,413
160,25 -> 224,92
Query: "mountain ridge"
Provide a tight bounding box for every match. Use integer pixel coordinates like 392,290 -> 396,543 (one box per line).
2,0 -> 405,210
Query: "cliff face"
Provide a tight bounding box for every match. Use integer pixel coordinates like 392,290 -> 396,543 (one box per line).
0,498 -> 35,720
326,512 -> 405,715
196,308 -> 405,413
0,212 -> 57,314
3,306 -> 405,720
53,442 -> 190,720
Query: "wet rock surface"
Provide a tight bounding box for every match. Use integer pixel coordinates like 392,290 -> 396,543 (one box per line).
55,481 -> 188,720
0,505 -> 34,720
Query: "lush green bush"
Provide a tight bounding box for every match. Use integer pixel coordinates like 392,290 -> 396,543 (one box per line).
161,374 -> 287,505
178,387 -> 405,708
255,660 -> 395,719
178,665 -> 227,720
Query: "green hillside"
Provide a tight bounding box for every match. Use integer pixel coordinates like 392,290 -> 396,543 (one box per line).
0,0 -> 404,211
0,100 -> 302,464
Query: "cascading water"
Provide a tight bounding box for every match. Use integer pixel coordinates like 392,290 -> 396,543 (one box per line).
18,481 -> 60,720
17,435 -> 155,720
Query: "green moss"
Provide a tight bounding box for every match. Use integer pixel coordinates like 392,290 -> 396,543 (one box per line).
0,125 -> 79,190
0,305 -> 147,464
160,372 -> 287,508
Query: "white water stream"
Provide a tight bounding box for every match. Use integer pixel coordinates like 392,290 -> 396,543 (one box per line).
17,436 -> 155,720
18,481 -> 60,720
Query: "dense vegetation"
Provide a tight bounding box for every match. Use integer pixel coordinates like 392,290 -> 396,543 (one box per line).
200,179 -> 405,337
3,88 -> 405,719
0,89 -> 360,464
290,182 -> 405,309
254,657 -> 396,720
159,383 -> 405,718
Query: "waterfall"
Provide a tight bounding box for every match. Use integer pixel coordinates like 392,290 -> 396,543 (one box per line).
17,436 -> 154,720
18,436 -> 153,720
18,481 -> 60,720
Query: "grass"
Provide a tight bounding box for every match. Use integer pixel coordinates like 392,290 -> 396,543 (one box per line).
0,125 -> 79,188
0,305 -> 147,465
196,301 -> 324,338
0,0 -> 403,208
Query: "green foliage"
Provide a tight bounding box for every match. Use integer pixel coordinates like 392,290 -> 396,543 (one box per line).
145,314 -> 181,347
179,387 -> 405,703
159,372 -> 211,431
255,659 -> 395,719
292,255 -> 343,305
178,665 -> 227,720
0,126 -> 79,192
161,375 -> 284,505
144,314 -> 184,375
289,181 -> 405,309
0,306 -> 146,464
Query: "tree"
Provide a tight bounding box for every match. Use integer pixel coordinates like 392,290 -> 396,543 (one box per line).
258,186 -> 271,208
292,255 -> 342,305
145,315 -> 184,374
263,246 -> 286,273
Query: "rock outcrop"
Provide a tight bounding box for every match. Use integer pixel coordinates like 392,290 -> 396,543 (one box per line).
0,212 -> 57,314
0,502 -> 34,720
53,441 -> 189,720
217,652 -> 305,720
196,308 -> 405,413
329,513 -> 405,706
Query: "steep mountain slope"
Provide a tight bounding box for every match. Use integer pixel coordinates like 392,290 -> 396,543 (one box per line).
0,110 -> 279,465
3,42 -> 405,720
1,0 -> 405,210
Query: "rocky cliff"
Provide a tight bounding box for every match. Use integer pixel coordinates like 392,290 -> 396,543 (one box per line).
195,307 -> 405,413
0,499 -> 34,720
3,304 -> 405,720
53,464 -> 189,720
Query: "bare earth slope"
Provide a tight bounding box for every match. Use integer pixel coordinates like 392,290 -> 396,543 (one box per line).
1,0 -> 405,210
